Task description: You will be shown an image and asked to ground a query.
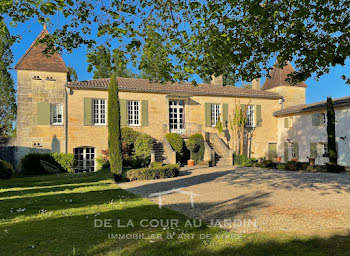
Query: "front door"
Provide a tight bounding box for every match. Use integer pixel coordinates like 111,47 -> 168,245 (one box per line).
169,100 -> 185,134
268,143 -> 277,161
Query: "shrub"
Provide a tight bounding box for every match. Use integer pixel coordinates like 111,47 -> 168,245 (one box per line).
134,133 -> 154,159
126,164 -> 180,181
165,133 -> 184,161
21,153 -> 58,175
131,155 -> 150,168
259,159 -> 274,168
0,160 -> 14,179
326,162 -> 345,173
51,153 -> 76,173
285,161 -> 300,171
121,127 -> 141,145
276,163 -> 286,170
150,162 -> 165,168
234,154 -> 253,166
186,134 -> 204,162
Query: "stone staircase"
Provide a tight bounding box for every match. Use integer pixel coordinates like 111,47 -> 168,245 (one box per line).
206,133 -> 233,166
151,139 -> 177,164
152,141 -> 166,163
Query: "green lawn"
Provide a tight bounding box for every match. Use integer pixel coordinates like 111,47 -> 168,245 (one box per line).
1,169 -> 350,256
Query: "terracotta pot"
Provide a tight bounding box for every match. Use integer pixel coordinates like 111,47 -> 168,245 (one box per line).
291,158 -> 297,162
276,157 -> 282,163
187,160 -> 195,166
308,157 -> 315,166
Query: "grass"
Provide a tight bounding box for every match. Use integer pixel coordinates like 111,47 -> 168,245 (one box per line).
1,169 -> 350,256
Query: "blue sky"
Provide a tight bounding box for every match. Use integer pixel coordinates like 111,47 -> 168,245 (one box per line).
10,23 -> 349,104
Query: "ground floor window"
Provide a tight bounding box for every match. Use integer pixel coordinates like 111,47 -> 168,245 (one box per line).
74,147 -> 95,172
322,143 -> 328,157
291,143 -> 296,158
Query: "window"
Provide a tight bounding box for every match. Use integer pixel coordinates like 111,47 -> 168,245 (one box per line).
322,143 -> 328,157
74,147 -> 95,172
127,100 -> 140,126
321,113 -> 327,125
51,104 -> 63,125
289,117 -> 293,128
246,105 -> 254,127
211,104 -> 220,127
93,99 -> 106,125
291,143 -> 296,158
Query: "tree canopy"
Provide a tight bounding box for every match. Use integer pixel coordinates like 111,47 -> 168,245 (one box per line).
0,21 -> 16,137
2,0 -> 350,84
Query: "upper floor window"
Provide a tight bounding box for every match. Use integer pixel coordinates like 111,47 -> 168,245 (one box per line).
127,100 -> 140,126
246,105 -> 254,127
321,113 -> 327,125
51,104 -> 63,125
211,104 -> 220,127
93,99 -> 106,125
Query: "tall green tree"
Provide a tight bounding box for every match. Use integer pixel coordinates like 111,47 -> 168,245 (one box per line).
67,66 -> 78,81
87,46 -> 137,79
326,97 -> 337,164
108,75 -> 123,180
0,22 -> 16,137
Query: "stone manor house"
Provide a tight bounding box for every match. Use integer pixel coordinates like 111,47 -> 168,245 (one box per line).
9,27 -> 350,170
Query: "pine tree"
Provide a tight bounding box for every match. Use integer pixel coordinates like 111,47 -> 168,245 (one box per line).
326,97 -> 337,164
108,75 -> 123,180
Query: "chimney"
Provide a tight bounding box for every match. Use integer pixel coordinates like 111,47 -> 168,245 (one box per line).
251,78 -> 261,90
211,75 -> 223,86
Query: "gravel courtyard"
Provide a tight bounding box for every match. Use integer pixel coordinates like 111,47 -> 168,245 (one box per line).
119,166 -> 350,234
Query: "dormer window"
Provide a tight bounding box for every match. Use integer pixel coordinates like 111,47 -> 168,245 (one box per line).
33,75 -> 41,80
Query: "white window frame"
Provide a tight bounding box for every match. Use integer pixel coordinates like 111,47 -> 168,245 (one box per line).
321,113 -> 327,125
322,143 -> 328,157
246,105 -> 254,127
291,143 -> 296,158
74,147 -> 95,172
127,100 -> 140,126
51,104 -> 63,125
93,99 -> 106,125
211,104 -> 220,127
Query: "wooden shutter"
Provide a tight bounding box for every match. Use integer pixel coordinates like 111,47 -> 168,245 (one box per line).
141,100 -> 149,127
284,118 -> 289,128
294,142 -> 299,160
37,101 -> 50,125
120,99 -> 127,127
310,143 -> 317,158
222,103 -> 228,127
284,142 -> 289,162
256,104 -> 262,127
240,104 -> 246,112
205,103 -> 211,127
312,113 -> 321,126
84,98 -> 92,126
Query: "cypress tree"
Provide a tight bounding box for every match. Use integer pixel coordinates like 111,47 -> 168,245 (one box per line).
326,97 -> 337,164
108,75 -> 123,181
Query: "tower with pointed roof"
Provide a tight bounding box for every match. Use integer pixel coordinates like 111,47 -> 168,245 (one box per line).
14,25 -> 68,164
261,62 -> 307,108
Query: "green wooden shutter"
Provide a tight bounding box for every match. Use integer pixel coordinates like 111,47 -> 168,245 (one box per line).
84,98 -> 92,126
240,104 -> 246,112
222,103 -> 228,126
120,99 -> 127,127
284,142 -> 289,162
312,113 -> 321,126
37,101 -> 50,125
205,103 -> 211,127
141,100 -> 149,127
284,118 -> 289,128
294,142 -> 299,160
256,104 -> 262,127
310,143 -> 317,158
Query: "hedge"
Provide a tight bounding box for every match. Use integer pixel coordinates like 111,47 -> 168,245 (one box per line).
126,164 -> 180,181
186,134 -> 204,162
21,153 -> 76,175
0,160 -> 14,179
165,133 -> 185,161
234,154 -> 254,166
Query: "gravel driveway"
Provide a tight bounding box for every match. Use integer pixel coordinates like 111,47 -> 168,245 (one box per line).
119,166 -> 350,234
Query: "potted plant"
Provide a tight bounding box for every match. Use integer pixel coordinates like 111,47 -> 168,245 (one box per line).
185,140 -> 198,167
291,157 -> 297,162
308,157 -> 316,166
276,156 -> 282,163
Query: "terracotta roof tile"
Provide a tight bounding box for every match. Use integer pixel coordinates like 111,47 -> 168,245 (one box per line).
274,96 -> 350,116
67,77 -> 282,99
14,27 -> 68,73
262,62 -> 307,90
